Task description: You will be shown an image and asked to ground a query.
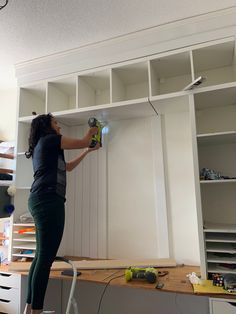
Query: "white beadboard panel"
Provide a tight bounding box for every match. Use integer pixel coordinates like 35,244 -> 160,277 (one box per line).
66,125 -> 84,257
81,147 -> 92,257
63,159 -> 76,256
64,124 -> 108,258
63,117 -> 168,260
89,148 -> 98,258
56,123 -> 70,257
73,128 -> 84,257
107,117 -> 161,259
63,169 -> 76,255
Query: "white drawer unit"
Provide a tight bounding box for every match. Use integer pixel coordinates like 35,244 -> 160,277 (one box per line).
210,298 -> 236,314
0,271 -> 21,314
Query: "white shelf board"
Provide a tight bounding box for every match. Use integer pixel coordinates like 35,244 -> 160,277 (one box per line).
200,179 -> 236,184
204,223 -> 236,233
206,243 -> 236,254
53,98 -> 156,126
13,231 -> 35,235
206,234 -> 236,242
13,244 -> 36,250
193,81 -> 236,95
13,223 -> 35,226
12,253 -> 34,258
197,131 -> 236,145
13,237 -> 36,242
15,186 -> 31,190
0,180 -> 13,186
150,90 -> 189,100
18,115 -> 37,123
150,92 -> 190,114
18,92 -> 191,125
207,265 -> 236,274
207,253 -> 236,264
194,82 -> 236,109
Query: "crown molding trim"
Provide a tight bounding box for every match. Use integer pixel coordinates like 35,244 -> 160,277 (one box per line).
15,7 -> 236,85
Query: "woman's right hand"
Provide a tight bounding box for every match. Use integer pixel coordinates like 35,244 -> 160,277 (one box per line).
88,127 -> 98,136
87,142 -> 100,152
84,127 -> 98,147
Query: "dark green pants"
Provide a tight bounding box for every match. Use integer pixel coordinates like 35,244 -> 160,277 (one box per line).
26,193 -> 65,310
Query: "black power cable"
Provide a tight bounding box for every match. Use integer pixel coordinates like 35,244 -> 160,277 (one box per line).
0,0 -> 8,11
97,274 -> 124,314
148,98 -> 159,116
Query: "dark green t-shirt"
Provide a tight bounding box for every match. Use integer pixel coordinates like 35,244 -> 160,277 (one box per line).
30,134 -> 66,199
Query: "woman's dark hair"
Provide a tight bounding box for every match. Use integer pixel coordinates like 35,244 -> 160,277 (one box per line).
25,113 -> 57,158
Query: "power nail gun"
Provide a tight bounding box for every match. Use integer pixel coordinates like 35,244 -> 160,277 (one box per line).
125,267 -> 157,284
88,117 -> 103,148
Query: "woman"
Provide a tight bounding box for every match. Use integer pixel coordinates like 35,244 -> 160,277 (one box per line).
23,113 -> 100,314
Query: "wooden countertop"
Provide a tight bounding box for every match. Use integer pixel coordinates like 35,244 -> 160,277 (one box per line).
0,262 -> 199,294
1,262 -> 236,299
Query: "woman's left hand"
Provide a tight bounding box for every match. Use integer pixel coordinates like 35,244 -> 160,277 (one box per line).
87,142 -> 100,152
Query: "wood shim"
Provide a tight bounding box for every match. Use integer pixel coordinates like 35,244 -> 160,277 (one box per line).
9,258 -> 176,272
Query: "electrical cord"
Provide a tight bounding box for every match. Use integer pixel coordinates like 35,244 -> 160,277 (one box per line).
0,0 -> 8,11
97,274 -> 124,314
148,98 -> 159,116
97,270 -> 168,313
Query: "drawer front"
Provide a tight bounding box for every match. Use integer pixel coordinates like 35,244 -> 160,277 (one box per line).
0,286 -> 19,301
211,299 -> 236,314
0,296 -> 19,314
0,272 -> 20,288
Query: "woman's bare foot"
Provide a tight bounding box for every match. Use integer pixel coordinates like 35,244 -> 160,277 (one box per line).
23,303 -> 31,314
31,310 -> 42,314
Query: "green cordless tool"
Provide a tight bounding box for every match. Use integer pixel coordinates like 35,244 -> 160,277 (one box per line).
88,117 -> 103,148
125,267 -> 157,284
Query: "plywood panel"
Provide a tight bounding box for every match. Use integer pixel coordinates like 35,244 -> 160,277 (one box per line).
9,258 -> 176,271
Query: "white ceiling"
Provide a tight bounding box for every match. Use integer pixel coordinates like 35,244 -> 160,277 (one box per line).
1,0 -> 236,88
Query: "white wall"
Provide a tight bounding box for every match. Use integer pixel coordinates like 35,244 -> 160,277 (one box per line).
163,110 -> 200,265
0,88 -> 17,141
0,88 -> 17,172
107,117 -> 159,259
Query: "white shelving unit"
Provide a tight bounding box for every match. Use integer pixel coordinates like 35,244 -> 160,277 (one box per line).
204,225 -> 236,275
12,223 -> 36,260
13,41 -> 205,263
194,68 -> 236,277
12,35 -> 236,281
